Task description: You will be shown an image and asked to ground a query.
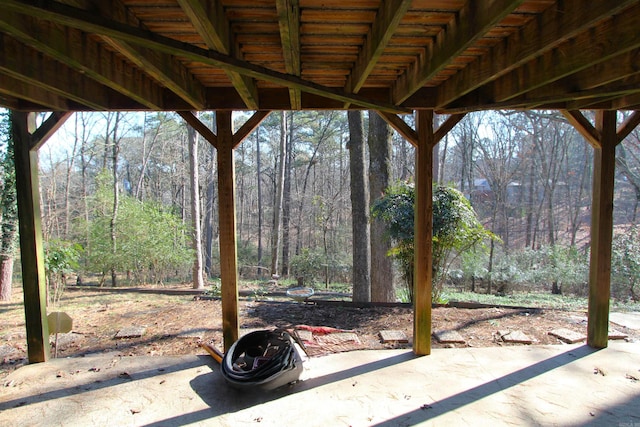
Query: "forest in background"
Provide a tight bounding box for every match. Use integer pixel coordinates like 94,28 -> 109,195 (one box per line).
4,109 -> 640,303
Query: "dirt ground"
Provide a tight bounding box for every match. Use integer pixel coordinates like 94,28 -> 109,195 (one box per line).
1,285 -> 638,381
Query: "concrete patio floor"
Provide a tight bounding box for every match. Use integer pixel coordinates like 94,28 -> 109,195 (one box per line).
1,342 -> 639,426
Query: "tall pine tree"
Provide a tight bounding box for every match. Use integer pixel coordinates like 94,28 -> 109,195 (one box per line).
0,110 -> 18,301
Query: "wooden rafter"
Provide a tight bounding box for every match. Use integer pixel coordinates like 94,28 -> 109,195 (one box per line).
0,36 -> 111,110
0,73 -> 69,111
177,0 -> 258,109
276,0 -> 301,109
30,112 -> 73,150
0,0 -> 408,114
489,3 -> 640,103
436,0 -> 638,107
526,49 -> 640,100
562,110 -> 601,148
394,0 -> 524,105
617,111 -> 640,142
347,0 -> 411,95
177,111 -> 218,149
378,111 -> 466,148
608,92 -> 640,110
233,111 -> 271,148
434,114 -> 466,143
378,112 -> 418,147
0,12 -> 165,110
97,0 -> 206,110
445,71 -> 640,113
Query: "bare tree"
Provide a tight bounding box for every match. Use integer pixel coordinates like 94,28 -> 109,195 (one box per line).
109,112 -> 121,287
187,114 -> 204,289
281,112 -> 294,277
271,111 -> 287,277
204,113 -> 217,277
475,112 -> 522,292
255,123 -> 264,276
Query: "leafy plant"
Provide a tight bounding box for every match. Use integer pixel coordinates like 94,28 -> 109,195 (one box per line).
489,245 -> 588,296
371,182 -> 499,302
45,239 -> 83,307
290,248 -> 325,285
84,171 -> 193,285
611,226 -> 640,302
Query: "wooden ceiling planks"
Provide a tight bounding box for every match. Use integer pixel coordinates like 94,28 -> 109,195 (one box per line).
0,0 -> 638,112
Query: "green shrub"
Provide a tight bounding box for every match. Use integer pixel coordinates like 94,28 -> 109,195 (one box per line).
372,182 -> 498,302
611,226 -> 640,301
45,239 -> 83,306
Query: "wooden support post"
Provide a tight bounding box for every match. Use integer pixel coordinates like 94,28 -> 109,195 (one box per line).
216,111 -> 239,351
588,110 -> 617,348
12,111 -> 49,363
413,110 -> 435,355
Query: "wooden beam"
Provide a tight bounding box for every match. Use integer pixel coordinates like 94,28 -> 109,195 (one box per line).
347,0 -> 411,95
518,49 -> 640,102
561,110 -> 601,149
413,110 -> 435,356
216,111 -> 239,351
377,112 -> 418,147
0,73 -> 69,111
0,12 -> 166,110
434,114 -> 466,144
30,112 -> 73,151
587,110 -> 617,349
617,111 -> 640,143
0,36 -> 111,110
177,0 -> 258,109
98,0 -> 206,110
178,111 -> 218,149
447,70 -> 640,112
12,111 -> 52,363
394,0 -> 523,104
436,0 -> 638,107
490,3 -> 640,103
0,0 -> 408,114
276,0 -> 302,109
233,111 -> 271,148
609,92 -> 640,111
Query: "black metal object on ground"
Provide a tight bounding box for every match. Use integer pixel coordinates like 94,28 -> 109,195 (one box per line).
221,329 -> 303,391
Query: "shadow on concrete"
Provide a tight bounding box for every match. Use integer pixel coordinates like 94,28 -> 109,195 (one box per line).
0,356 -> 216,411
583,393 -> 640,426
370,345 -> 599,426
1,345 -> 611,426
140,351 -> 416,426
143,346 -> 599,426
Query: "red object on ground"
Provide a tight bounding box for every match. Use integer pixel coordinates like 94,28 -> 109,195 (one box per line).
295,325 -> 352,335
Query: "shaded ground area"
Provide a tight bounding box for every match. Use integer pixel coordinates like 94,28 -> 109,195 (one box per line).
2,344 -> 640,426
1,285 -> 638,381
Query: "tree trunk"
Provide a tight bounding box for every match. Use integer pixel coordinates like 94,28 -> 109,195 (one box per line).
0,110 -> 17,301
271,111 -> 287,277
110,112 -> 120,287
63,116 -> 79,238
204,115 -> 217,276
0,256 -> 12,301
368,112 -> 395,302
281,112 -> 294,277
348,111 -> 371,302
256,124 -> 264,277
187,117 -> 204,289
